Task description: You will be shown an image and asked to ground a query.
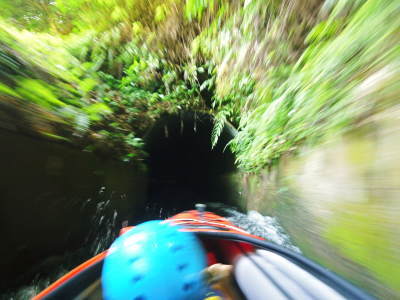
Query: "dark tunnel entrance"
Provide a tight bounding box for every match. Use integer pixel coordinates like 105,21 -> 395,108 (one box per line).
143,111 -> 239,218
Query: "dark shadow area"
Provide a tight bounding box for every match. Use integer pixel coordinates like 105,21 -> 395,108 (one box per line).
142,111 -> 238,219
0,128 -> 147,293
0,111 -> 238,295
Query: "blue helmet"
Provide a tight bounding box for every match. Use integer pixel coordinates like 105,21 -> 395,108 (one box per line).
102,220 -> 208,300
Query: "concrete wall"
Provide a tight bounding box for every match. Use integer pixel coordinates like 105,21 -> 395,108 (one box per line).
0,129 -> 147,290
240,111 -> 400,298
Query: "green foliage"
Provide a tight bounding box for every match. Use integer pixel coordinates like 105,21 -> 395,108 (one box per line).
1,0 -> 399,173
195,0 -> 400,172
211,110 -> 227,149
83,103 -> 112,121
0,0 -> 207,162
16,79 -> 66,108
185,0 -> 217,21
0,0 -> 57,31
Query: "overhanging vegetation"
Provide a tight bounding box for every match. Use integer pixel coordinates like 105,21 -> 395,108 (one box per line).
0,0 -> 398,171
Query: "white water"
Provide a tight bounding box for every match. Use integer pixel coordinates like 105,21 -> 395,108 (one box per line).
224,208 -> 301,253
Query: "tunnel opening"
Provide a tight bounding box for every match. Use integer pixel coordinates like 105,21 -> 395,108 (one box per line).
142,111 -> 238,219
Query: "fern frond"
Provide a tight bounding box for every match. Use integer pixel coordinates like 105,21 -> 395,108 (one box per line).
211,111 -> 227,148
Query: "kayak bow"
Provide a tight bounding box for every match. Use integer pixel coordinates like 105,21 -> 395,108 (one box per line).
34,206 -> 373,300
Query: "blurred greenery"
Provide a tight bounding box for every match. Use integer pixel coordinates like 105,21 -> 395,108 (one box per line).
199,0 -> 400,171
325,204 -> 400,291
0,0 -> 205,160
0,0 -> 399,166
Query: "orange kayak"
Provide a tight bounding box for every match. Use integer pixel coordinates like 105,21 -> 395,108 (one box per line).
33,206 -> 372,300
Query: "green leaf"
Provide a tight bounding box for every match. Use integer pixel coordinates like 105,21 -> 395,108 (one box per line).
0,83 -> 20,98
79,78 -> 98,94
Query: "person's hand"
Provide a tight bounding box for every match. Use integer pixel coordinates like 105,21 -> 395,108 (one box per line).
204,264 -> 242,300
